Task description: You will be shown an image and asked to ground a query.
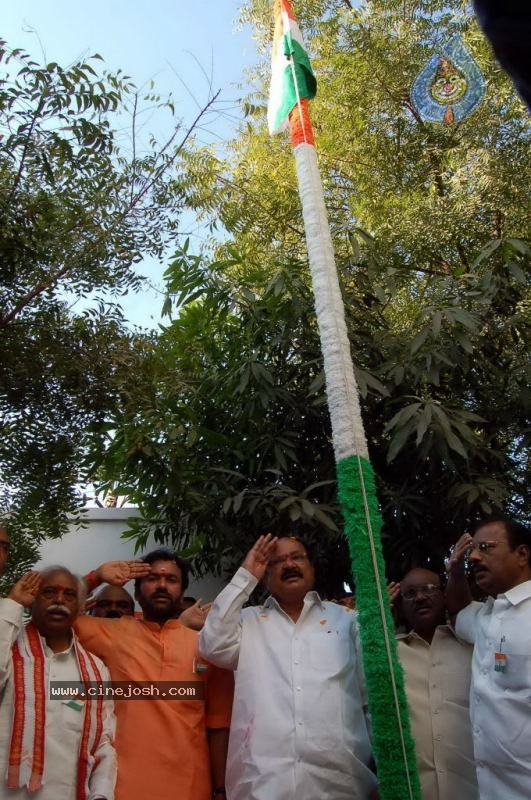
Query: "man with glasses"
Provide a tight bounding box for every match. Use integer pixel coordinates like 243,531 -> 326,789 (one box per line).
392,568 -> 478,799
446,515 -> 531,800
0,526 -> 10,576
199,534 -> 379,800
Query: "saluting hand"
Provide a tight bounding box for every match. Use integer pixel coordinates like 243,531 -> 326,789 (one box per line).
446,533 -> 473,574
242,534 -> 279,581
179,599 -> 212,631
387,581 -> 401,608
98,559 -> 151,586
8,571 -> 42,608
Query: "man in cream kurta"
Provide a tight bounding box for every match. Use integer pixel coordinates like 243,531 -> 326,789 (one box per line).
0,569 -> 116,800
199,535 -> 378,800
394,568 -> 478,800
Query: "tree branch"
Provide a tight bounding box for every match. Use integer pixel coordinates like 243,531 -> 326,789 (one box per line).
0,91 -> 222,330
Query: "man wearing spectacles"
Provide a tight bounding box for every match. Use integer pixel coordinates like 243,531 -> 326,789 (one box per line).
392,568 -> 478,799
199,534 -> 379,800
0,526 -> 10,577
446,515 -> 531,800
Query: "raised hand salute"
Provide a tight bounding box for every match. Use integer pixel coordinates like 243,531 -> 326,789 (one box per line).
241,534 -> 279,580
7,570 -> 42,607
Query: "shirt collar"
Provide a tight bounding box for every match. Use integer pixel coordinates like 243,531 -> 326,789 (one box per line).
500,579 -> 531,606
41,632 -> 75,657
263,590 -> 325,612
397,624 -> 457,644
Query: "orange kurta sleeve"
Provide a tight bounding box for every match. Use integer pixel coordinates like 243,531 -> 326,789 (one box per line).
74,614 -> 117,663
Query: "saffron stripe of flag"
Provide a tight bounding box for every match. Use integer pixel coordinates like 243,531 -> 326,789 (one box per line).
267,0 -> 317,135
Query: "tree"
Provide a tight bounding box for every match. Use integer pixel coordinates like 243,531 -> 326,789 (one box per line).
95,0 -> 530,582
0,40 -> 218,546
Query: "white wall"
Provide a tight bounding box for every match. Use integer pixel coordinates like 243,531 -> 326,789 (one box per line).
36,508 -> 226,603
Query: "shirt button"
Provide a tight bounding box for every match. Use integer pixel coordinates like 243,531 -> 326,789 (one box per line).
294,660 -> 299,665
296,686 -> 302,692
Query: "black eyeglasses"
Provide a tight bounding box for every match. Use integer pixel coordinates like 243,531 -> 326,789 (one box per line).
401,583 -> 441,601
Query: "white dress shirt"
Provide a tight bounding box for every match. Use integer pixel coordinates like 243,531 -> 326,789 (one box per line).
199,567 -> 377,800
397,626 -> 478,799
456,580 -> 531,800
0,598 -> 116,800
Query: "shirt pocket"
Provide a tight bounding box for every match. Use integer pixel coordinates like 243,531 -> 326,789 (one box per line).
492,652 -> 531,695
307,629 -> 351,675
60,699 -> 85,734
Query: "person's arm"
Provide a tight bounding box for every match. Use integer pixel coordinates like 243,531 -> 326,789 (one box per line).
208,728 -> 229,800
445,533 -> 474,618
87,664 -> 117,800
74,614 -> 117,661
83,560 -> 150,595
199,534 -> 278,669
0,572 -> 41,690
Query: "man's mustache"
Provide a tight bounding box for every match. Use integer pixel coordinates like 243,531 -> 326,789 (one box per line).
47,603 -> 70,616
281,567 -> 303,580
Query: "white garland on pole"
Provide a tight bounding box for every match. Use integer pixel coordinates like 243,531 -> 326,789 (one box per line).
293,142 -> 369,463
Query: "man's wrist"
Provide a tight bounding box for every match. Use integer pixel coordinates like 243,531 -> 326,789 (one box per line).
85,568 -> 101,592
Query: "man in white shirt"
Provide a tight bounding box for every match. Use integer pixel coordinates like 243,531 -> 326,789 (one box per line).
199,534 -> 379,800
394,568 -> 478,799
0,567 -> 116,800
446,515 -> 531,800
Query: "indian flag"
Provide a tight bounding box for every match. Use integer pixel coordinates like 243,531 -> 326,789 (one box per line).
267,0 -> 317,135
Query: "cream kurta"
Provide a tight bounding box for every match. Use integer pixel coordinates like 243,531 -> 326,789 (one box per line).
199,567 -> 377,800
397,625 -> 478,800
0,598 -> 116,800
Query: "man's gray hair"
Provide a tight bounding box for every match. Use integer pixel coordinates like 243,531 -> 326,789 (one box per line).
40,565 -> 87,605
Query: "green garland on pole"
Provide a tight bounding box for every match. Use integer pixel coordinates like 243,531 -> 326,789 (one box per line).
337,455 -> 421,800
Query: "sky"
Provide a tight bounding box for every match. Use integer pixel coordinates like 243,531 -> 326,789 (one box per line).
2,0 -> 260,327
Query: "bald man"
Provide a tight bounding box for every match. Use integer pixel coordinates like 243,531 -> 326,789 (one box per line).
91,585 -> 135,618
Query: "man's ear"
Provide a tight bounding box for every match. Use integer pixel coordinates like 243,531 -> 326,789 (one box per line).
517,544 -> 531,566
262,569 -> 271,591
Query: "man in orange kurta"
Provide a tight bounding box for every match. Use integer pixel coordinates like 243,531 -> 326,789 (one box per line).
75,550 -> 232,800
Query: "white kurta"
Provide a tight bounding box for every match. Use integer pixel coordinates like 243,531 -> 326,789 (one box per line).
456,580 -> 531,800
199,567 -> 377,800
0,598 -> 116,800
397,626 -> 478,800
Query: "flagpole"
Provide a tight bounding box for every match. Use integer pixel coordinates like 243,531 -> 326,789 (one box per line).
267,3 -> 420,796
287,98 -> 420,800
